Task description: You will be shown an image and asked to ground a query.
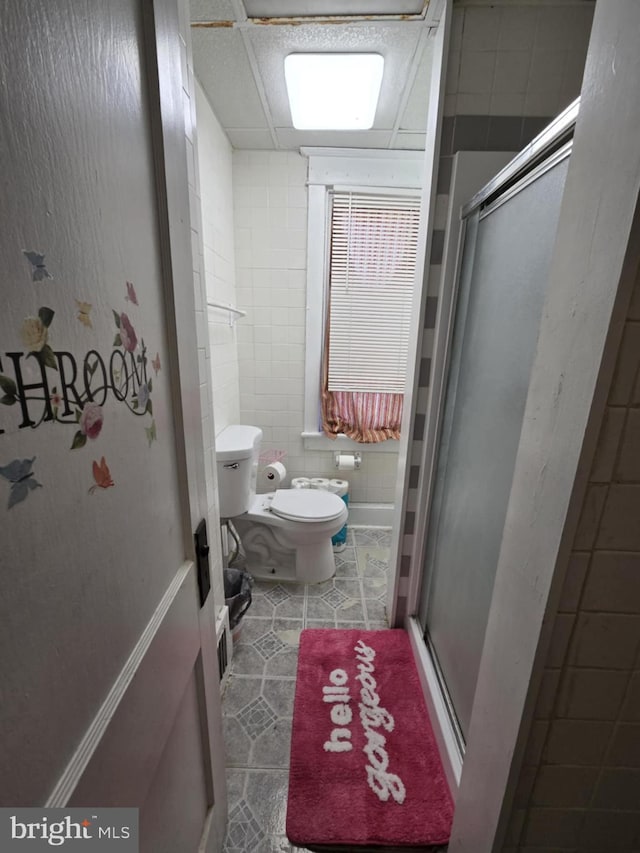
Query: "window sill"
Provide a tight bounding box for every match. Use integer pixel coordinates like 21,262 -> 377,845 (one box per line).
301,431 -> 400,453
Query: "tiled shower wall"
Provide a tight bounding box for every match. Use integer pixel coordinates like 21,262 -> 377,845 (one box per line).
501,271 -> 640,852
232,150 -> 399,506
395,0 -> 595,623
195,81 -> 241,433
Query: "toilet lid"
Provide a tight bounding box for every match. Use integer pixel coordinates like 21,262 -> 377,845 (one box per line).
270,489 -> 345,523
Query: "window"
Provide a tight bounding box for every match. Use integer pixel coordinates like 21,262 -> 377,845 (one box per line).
302,150 -> 424,450
326,190 -> 420,394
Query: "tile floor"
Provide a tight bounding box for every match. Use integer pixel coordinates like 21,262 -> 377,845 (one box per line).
221,526 -> 392,853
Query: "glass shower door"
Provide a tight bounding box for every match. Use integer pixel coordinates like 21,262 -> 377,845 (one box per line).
418,148 -> 570,741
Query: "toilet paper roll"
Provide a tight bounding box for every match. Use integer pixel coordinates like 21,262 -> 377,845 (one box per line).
335,453 -> 356,471
259,461 -> 287,490
291,477 -> 311,489
310,477 -> 330,490
329,479 -> 349,497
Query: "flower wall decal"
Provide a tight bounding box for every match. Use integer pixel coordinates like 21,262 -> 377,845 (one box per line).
21,316 -> 48,351
137,382 -> 150,412
121,313 -> 138,352
71,402 -> 104,449
20,307 -> 57,370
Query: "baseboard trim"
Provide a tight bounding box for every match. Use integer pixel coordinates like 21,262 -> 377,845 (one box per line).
348,502 -> 394,527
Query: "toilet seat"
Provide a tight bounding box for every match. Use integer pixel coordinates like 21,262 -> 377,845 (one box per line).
270,489 -> 344,523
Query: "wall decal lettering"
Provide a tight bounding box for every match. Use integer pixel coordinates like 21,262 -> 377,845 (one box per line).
0,305 -> 157,448
3,251 -> 161,509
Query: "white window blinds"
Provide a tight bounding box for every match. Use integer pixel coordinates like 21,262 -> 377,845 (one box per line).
327,190 -> 420,394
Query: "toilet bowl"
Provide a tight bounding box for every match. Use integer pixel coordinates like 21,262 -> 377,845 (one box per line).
216,424 -> 349,583
233,489 -> 348,583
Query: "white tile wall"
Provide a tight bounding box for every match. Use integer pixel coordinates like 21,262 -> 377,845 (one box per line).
444,3 -> 593,117
503,272 -> 640,852
232,150 -> 399,505
195,80 -> 240,433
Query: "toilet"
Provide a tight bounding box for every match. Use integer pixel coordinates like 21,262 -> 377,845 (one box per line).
216,425 -> 348,584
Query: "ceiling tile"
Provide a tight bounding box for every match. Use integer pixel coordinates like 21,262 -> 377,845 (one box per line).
399,34 -> 434,130
227,129 -> 275,148
190,0 -> 237,22
275,127 -> 393,150
191,0 -> 435,150
192,28 -> 270,129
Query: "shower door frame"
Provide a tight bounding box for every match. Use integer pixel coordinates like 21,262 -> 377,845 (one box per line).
404,100 -> 580,791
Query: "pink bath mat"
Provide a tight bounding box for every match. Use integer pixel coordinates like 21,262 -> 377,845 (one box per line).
286,629 -> 454,851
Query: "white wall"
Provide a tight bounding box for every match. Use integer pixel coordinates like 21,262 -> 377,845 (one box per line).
233,150 -> 399,506
195,80 -> 240,433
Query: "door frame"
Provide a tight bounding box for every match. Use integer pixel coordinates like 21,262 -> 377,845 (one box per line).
43,2 -> 226,849
142,2 -> 226,848
403,105 -> 577,793
386,0 -> 450,627
405,150 -> 520,795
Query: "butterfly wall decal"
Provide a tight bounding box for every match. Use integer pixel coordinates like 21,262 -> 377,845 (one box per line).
89,457 -> 115,494
0,457 -> 42,509
151,352 -> 161,375
23,251 -> 53,282
125,281 -> 139,305
75,299 -> 93,328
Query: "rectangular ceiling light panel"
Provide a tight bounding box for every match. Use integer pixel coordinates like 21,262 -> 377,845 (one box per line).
285,53 -> 384,130
244,1 -> 425,18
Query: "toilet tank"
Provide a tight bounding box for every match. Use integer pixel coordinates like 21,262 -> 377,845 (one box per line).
215,425 -> 263,518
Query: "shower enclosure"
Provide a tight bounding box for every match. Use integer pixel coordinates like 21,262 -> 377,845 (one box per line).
416,104 -> 577,748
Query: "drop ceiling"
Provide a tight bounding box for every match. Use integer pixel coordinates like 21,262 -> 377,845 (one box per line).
190,0 -> 441,150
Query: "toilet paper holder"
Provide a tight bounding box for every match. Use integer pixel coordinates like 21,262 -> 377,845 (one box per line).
334,451 -> 361,470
